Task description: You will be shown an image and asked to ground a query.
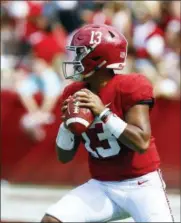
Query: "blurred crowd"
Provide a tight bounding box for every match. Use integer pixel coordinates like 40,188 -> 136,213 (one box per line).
1,1 -> 180,141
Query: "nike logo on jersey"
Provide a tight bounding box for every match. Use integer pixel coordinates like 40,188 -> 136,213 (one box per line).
138,180 -> 148,185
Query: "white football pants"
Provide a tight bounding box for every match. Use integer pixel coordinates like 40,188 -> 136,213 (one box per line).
46,170 -> 174,222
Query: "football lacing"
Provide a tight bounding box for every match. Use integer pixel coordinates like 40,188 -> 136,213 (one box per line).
73,101 -> 80,114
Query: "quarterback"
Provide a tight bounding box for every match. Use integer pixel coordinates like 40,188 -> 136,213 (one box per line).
41,24 -> 174,222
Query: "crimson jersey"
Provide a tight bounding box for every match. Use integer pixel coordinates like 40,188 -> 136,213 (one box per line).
62,74 -> 160,181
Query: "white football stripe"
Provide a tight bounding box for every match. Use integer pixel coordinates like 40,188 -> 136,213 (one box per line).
66,117 -> 90,127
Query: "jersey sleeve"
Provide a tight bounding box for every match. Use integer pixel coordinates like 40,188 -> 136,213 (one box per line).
120,74 -> 154,113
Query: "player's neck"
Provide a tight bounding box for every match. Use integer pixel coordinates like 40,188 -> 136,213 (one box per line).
85,70 -> 113,94
87,80 -> 110,94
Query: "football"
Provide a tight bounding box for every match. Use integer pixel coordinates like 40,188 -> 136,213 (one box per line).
65,96 -> 94,135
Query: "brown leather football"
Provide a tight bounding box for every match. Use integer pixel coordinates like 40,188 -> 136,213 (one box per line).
65,96 -> 94,135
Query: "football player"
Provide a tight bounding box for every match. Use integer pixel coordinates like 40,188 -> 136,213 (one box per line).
41,24 -> 174,222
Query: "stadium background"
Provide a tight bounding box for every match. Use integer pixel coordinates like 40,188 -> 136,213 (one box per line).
1,1 -> 180,222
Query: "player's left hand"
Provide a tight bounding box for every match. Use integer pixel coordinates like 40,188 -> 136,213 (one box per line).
74,88 -> 106,116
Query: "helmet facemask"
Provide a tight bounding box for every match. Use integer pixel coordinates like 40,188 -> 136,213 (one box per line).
62,45 -> 94,81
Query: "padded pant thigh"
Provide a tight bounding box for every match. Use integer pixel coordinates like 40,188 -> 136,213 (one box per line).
45,179 -> 120,222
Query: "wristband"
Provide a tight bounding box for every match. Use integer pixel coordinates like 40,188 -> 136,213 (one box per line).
103,113 -> 127,138
99,108 -> 112,122
56,123 -> 75,150
99,108 -> 110,119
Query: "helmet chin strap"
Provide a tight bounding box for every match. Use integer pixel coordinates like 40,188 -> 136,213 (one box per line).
83,60 -> 107,79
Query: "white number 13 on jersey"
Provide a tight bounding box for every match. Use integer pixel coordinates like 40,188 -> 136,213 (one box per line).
90,31 -> 102,44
